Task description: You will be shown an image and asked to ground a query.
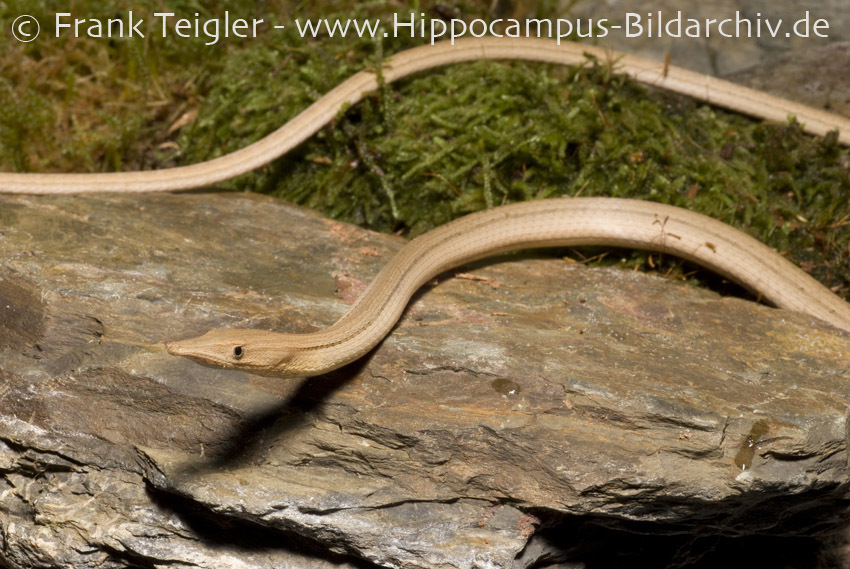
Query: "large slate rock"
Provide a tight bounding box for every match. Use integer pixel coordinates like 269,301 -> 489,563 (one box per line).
1,192 -> 849,568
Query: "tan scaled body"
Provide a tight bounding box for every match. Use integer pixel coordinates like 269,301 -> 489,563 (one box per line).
166,198 -> 850,377
1,37 -> 849,194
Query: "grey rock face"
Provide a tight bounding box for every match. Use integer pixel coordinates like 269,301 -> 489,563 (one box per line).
567,0 -> 850,75
1,192 -> 849,568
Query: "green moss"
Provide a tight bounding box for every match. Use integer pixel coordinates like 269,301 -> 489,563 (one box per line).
0,1 -> 847,297
217,47 -> 849,294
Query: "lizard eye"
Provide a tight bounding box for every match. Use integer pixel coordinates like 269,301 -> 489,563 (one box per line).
233,346 -> 244,360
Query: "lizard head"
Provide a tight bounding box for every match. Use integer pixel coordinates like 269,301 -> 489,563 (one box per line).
166,328 -> 315,378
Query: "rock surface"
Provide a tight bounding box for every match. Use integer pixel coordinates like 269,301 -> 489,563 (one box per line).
1,191 -> 849,568
567,1 -> 850,119
567,0 -> 850,75
725,41 -> 850,117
